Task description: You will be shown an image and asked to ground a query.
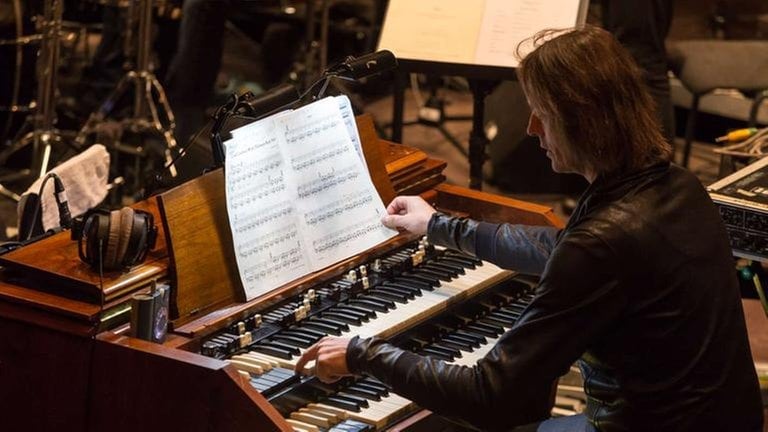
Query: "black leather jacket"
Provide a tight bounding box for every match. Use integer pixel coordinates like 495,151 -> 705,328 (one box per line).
347,162 -> 764,431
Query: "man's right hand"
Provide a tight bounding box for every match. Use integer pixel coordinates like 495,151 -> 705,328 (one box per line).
381,196 -> 436,236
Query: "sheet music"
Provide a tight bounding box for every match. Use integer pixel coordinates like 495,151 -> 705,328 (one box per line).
225,117 -> 311,300
224,96 -> 397,300
377,0 -> 586,68
277,96 -> 396,268
474,0 -> 584,67
378,0 -> 485,65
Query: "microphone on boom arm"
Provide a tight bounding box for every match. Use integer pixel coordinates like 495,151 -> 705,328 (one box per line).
201,50 -> 398,173
331,50 -> 398,81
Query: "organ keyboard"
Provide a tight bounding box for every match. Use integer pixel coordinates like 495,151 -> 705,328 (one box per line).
0,120 -> 563,431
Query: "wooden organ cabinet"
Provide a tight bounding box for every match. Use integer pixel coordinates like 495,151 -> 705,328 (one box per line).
0,117 -> 562,431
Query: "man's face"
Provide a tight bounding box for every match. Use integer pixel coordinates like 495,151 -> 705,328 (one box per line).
527,109 -> 575,175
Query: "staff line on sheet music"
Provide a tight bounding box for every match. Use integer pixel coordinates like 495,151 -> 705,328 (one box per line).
304,192 -> 374,226
291,142 -> 350,171
228,157 -> 283,187
243,246 -> 305,283
297,167 -> 359,199
230,174 -> 287,209
228,136 -> 278,159
233,203 -> 294,234
237,226 -> 299,258
312,215 -> 384,254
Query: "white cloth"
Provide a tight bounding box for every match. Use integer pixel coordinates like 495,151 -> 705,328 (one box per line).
21,144 -> 110,232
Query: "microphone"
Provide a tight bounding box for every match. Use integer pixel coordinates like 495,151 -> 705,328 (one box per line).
237,83 -> 300,119
51,174 -> 72,230
336,50 -> 398,80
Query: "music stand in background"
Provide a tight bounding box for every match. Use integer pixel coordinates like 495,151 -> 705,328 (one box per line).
379,0 -> 588,190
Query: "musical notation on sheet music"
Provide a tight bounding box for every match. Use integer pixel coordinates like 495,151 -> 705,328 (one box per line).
224,96 -> 396,300
312,215 -> 385,254
303,190 -> 374,226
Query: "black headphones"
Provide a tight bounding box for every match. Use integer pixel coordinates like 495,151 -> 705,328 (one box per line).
72,208 -> 158,271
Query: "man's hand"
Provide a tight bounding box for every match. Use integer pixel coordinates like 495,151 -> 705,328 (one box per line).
381,196 -> 436,236
295,336 -> 353,383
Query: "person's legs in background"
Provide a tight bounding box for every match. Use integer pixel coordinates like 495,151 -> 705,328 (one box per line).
164,0 -> 228,145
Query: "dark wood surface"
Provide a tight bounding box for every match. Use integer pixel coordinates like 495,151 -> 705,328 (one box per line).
0,316 -> 93,430
0,199 -> 168,304
89,332 -> 289,432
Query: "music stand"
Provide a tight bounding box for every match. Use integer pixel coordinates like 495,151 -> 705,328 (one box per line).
380,0 -> 588,190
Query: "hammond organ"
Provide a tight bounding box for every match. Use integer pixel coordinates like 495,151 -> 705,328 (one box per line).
0,118 -> 562,431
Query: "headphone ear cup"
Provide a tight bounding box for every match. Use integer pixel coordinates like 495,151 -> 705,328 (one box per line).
103,210 -> 122,270
115,207 -> 135,268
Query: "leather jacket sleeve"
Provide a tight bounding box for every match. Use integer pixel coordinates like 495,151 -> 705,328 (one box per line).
427,212 -> 560,275
346,227 -> 627,431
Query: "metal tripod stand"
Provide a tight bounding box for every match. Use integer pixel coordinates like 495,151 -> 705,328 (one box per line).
0,0 -> 71,201
76,0 -> 179,182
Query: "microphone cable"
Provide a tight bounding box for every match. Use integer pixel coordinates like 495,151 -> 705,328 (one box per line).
23,172 -> 71,241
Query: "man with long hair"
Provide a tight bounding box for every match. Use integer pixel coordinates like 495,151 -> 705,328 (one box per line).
296,26 -> 763,431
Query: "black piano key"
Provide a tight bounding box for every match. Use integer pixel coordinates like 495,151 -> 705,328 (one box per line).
444,250 -> 482,265
358,376 -> 387,388
466,323 -> 501,338
438,256 -> 476,270
366,291 -> 408,304
440,336 -> 474,352
414,267 -> 452,282
444,333 -> 479,349
271,334 -> 314,348
301,321 -> 342,336
284,327 -> 326,340
262,340 -> 301,356
329,306 -> 370,321
374,286 -> 414,300
353,381 -> 389,397
324,396 -> 362,412
322,311 -> 363,326
252,344 -> 294,360
269,334 -> 313,348
432,342 -> 462,358
339,304 -> 377,318
390,277 -> 433,291
490,309 -> 521,321
380,282 -> 422,296
427,343 -> 461,360
427,261 -> 465,275
402,272 -> 440,287
348,299 -> 390,313
421,347 -> 454,361
313,317 -> 352,331
480,315 -> 512,329
422,263 -> 460,278
455,329 -> 487,345
358,294 -> 397,309
335,392 -> 370,408
344,385 -> 382,401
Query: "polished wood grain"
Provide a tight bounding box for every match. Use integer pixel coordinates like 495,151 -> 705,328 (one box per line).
434,183 -> 565,229
0,200 -> 169,304
89,332 -> 290,432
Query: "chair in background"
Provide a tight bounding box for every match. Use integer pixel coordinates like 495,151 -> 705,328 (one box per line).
667,39 -> 768,167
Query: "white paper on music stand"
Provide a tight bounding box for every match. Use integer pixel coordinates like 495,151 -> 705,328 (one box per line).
378,0 -> 587,68
223,96 -> 397,301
